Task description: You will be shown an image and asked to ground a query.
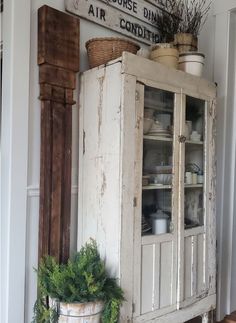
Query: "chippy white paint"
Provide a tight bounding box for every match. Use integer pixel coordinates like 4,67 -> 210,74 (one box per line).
78,53 -> 216,322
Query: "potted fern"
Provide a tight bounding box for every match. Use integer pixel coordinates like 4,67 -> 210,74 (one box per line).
32,240 -> 124,323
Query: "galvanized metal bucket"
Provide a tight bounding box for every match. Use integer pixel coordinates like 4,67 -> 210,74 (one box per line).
58,301 -> 104,323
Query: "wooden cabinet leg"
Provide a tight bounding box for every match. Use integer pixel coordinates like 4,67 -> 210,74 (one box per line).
202,313 -> 209,323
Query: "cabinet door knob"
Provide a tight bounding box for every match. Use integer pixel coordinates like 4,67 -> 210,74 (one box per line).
178,135 -> 187,143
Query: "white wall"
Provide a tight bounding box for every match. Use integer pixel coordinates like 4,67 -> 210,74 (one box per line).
1,0 -> 31,322
213,2 -> 236,320
203,0 -> 236,320
198,2 -> 215,81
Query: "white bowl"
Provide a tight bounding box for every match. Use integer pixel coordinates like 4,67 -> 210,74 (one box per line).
152,174 -> 172,185
178,52 -> 205,77
143,118 -> 154,134
137,48 -> 150,58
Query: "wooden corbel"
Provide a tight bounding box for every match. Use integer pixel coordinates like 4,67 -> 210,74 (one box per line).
38,5 -> 80,263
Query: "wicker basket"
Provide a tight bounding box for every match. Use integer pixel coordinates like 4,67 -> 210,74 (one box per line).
86,37 -> 140,68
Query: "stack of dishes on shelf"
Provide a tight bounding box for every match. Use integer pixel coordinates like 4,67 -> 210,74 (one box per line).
148,119 -> 171,137
143,108 -> 172,137
142,215 -> 152,234
143,165 -> 172,186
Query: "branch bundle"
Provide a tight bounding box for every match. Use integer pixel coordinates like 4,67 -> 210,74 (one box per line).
155,0 -> 211,42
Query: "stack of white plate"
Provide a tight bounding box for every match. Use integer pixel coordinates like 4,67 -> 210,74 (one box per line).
148,119 -> 171,137
142,216 -> 152,233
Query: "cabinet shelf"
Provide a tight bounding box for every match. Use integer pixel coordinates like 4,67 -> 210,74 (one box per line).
184,184 -> 203,188
184,226 -> 205,237
144,102 -> 173,113
144,135 -> 173,142
142,233 -> 173,245
186,140 -> 203,145
143,184 -> 172,190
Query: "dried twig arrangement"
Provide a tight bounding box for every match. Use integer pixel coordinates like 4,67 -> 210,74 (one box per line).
155,0 -> 183,42
179,0 -> 212,36
155,0 -> 211,41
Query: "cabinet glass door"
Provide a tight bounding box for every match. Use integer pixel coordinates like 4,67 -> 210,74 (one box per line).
181,95 -> 208,304
184,96 -> 205,229
142,86 -> 174,236
137,85 -> 178,318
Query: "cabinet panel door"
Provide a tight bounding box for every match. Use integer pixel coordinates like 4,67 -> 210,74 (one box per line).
140,240 -> 174,314
179,95 -> 213,306
133,82 -> 180,319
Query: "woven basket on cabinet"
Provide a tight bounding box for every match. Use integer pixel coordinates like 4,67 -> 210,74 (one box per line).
85,37 -> 140,68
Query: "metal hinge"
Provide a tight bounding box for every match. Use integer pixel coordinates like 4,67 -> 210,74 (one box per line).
83,130 -> 86,155
169,221 -> 174,233
135,90 -> 140,101
133,197 -> 137,207
209,192 -> 212,201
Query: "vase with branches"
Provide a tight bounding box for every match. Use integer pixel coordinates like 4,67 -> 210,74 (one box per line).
175,0 -> 212,52
178,0 -> 211,37
154,0 -> 211,52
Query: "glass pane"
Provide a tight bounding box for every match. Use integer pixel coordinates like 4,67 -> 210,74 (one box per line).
184,96 -> 205,229
142,86 -> 174,236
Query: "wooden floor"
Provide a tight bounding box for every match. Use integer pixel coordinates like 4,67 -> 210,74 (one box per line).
185,311 -> 236,323
186,317 -> 202,322
222,312 -> 236,323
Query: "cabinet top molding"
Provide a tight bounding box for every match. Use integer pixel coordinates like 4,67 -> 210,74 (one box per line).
83,52 -> 217,99
65,0 -> 169,45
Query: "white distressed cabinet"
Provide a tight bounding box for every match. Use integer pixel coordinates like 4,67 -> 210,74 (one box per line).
78,53 -> 216,323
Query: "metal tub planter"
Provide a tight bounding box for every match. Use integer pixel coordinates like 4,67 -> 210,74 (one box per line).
59,301 -> 104,323
33,240 -> 124,323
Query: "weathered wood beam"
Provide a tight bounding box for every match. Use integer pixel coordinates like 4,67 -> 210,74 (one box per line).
38,5 -> 80,263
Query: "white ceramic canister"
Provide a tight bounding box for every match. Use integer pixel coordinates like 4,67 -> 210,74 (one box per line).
186,120 -> 192,135
151,211 -> 169,234
197,173 -> 204,184
178,52 -> 205,77
185,172 -> 192,185
192,173 -> 198,185
184,123 -> 190,140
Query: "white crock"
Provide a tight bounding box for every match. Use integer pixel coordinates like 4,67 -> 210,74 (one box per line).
178,52 -> 205,77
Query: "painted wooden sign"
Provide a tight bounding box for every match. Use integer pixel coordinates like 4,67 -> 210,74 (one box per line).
65,0 -> 165,44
